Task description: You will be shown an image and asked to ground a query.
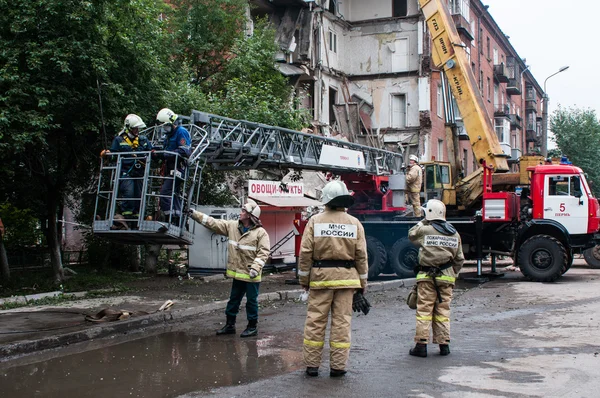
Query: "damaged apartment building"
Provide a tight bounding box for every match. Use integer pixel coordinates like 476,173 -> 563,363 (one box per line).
251,0 -> 545,176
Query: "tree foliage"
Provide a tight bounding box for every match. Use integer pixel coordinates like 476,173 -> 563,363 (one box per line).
551,107 -> 600,196
0,0 -> 310,281
0,0 -> 172,282
169,0 -> 248,87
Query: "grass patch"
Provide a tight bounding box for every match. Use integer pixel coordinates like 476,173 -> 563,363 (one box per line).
0,266 -> 149,298
0,293 -> 82,310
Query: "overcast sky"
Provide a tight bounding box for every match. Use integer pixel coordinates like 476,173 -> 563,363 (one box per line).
486,0 -> 597,114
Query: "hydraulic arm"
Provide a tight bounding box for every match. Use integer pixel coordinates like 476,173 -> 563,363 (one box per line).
419,0 -> 509,173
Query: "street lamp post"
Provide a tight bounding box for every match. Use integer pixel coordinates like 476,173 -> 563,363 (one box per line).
542,66 -> 569,157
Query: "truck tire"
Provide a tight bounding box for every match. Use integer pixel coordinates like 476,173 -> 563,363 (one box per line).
517,235 -> 567,282
366,236 -> 387,280
390,237 -> 419,279
583,246 -> 600,269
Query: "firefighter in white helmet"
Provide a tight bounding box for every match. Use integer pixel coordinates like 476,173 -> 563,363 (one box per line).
189,199 -> 270,337
298,180 -> 368,377
406,154 -> 423,217
156,108 -> 191,226
408,199 -> 464,357
101,114 -> 152,228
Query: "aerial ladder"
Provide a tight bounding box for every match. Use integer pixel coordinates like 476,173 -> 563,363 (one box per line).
93,111 -> 404,246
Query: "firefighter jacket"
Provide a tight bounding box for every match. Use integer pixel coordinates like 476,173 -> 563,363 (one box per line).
109,133 -> 153,175
163,125 -> 191,170
191,211 -> 270,283
408,220 -> 465,285
406,164 -> 422,193
298,209 -> 368,290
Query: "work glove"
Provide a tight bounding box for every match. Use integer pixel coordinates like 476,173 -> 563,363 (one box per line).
249,268 -> 259,279
352,291 -> 371,315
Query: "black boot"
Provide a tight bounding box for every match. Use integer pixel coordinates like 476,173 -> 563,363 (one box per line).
409,343 -> 427,357
305,367 -> 319,377
329,369 -> 347,377
440,344 -> 450,356
216,316 -> 236,335
240,319 -> 258,338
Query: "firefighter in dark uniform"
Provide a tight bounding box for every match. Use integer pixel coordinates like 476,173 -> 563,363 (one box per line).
408,199 -> 464,357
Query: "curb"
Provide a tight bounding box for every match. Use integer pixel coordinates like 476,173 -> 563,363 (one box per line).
0,278 -> 414,359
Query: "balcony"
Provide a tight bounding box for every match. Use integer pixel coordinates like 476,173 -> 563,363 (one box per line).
509,113 -> 522,129
526,122 -> 537,142
526,99 -> 537,112
494,104 -> 510,117
506,57 -> 522,96
511,147 -> 522,161
451,14 -> 474,41
493,63 -> 510,83
506,78 -> 522,96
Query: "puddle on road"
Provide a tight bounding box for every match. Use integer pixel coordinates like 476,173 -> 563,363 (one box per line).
0,332 -> 303,398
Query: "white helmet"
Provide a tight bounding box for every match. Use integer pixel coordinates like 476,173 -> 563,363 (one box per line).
242,199 -> 261,219
156,108 -> 178,125
124,114 -> 146,133
424,199 -> 446,221
321,180 -> 354,208
409,154 -> 419,163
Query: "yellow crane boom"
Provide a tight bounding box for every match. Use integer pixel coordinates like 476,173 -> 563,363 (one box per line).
419,0 -> 509,173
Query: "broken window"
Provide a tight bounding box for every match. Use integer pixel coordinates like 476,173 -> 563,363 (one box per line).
328,30 -> 337,53
391,38 -> 409,72
393,0 -> 407,17
391,94 -> 407,128
328,0 -> 337,15
329,87 -> 338,126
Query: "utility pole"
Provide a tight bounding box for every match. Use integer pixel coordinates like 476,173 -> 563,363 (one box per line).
542,66 -> 569,157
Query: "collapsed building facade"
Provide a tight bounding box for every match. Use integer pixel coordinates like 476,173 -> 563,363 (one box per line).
251,0 -> 545,175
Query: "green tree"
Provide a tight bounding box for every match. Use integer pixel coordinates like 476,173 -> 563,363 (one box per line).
551,107 -> 600,196
169,19 -> 309,206
0,0 -> 172,283
169,0 -> 248,88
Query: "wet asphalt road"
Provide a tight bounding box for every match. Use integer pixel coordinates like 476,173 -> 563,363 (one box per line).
1,263 -> 599,397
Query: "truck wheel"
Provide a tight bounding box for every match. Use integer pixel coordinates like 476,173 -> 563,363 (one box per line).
583,246 -> 600,269
366,236 -> 387,280
517,235 -> 567,282
390,237 -> 419,278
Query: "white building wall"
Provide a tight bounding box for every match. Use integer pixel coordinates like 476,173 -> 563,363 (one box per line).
346,0 -> 420,21
341,21 -> 419,75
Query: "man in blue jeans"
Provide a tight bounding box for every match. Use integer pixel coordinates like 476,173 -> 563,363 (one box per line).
190,199 -> 270,337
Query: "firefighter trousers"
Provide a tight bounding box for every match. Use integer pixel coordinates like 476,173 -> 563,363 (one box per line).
415,280 -> 453,344
303,288 -> 354,370
407,192 -> 422,217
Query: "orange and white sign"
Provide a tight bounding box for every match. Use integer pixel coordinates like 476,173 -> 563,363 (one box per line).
248,180 -> 304,197
319,145 -> 366,170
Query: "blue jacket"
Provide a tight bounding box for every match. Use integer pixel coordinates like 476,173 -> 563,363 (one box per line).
109,133 -> 153,174
163,125 -> 191,169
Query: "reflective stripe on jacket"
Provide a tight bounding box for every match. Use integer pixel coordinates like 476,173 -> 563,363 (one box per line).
191,211 -> 270,283
408,220 -> 465,285
298,209 -> 368,290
